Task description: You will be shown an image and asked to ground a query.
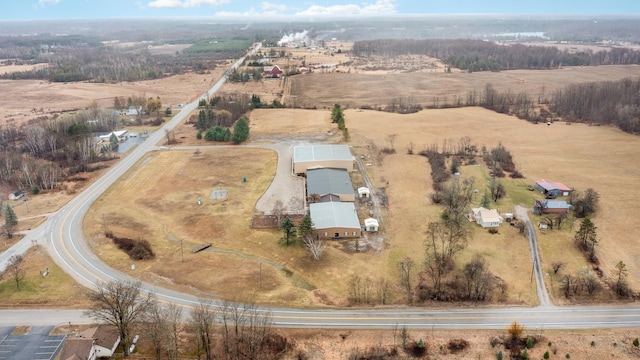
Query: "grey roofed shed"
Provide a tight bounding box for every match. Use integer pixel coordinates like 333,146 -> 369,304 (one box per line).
307,168 -> 355,202
310,202 -> 361,238
293,145 -> 353,174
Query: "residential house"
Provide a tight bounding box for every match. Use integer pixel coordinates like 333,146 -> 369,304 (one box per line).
59,326 -> 121,360
535,179 -> 572,198
470,207 -> 503,228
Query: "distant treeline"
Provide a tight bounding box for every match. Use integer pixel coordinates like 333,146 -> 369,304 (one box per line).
0,36 -> 249,82
352,39 -> 640,72
551,78 -> 640,133
369,77 -> 640,134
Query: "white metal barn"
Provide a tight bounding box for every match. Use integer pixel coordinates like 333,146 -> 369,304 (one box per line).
293,145 -> 354,175
310,202 -> 361,239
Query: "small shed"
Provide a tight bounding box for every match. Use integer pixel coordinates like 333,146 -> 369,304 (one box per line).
357,187 -> 370,198
364,218 -> 379,232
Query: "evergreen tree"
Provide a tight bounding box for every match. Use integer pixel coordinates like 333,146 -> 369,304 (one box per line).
231,116 -> 250,144
280,217 -> 296,246
297,214 -> 315,240
5,204 -> 17,238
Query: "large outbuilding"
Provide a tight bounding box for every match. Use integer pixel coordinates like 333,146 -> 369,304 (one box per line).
293,145 -> 354,175
535,179 -> 572,198
310,202 -> 361,239
534,199 -> 572,214
307,168 -> 355,202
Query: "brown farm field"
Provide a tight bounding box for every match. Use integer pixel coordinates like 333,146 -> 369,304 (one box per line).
0,68 -> 231,125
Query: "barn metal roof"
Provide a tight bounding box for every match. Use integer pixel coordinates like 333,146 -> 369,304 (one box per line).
536,179 -> 571,192
307,168 -> 353,196
310,202 -> 360,230
294,145 -> 352,163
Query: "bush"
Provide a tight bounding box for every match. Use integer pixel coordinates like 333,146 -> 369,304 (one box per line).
112,236 -> 155,260
566,353 -> 571,359
634,338 -> 639,347
496,350 -> 503,360
409,339 -> 427,357
447,338 -> 468,354
31,186 -> 40,195
526,337 -> 534,349
488,228 -> 499,234
544,351 -> 550,359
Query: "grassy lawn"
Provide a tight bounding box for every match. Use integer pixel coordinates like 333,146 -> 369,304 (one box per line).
0,246 -> 91,308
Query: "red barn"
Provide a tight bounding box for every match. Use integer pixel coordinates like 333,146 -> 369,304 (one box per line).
263,65 -> 282,78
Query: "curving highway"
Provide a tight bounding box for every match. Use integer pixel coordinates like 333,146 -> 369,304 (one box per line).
3,44 -> 640,330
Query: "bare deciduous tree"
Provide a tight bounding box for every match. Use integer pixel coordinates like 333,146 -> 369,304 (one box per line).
424,221 -> 468,299
272,199 -> 285,225
190,298 -> 216,360
303,234 -> 326,261
398,257 -> 414,295
462,254 -> 494,301
551,261 -> 565,274
2,254 -> 25,290
144,301 -> 182,360
84,280 -> 155,357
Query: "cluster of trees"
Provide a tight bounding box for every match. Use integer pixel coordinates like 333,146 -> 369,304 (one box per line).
330,104 -> 350,141
84,280 -> 290,359
551,78 -> 640,134
352,39 -> 640,72
482,142 -> 524,179
194,94 -> 253,144
418,220 -> 505,302
249,94 -> 285,109
278,213 -> 326,261
347,273 -> 390,305
227,67 -> 263,83
0,108 -> 123,192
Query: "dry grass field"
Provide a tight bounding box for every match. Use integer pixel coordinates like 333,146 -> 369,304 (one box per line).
285,65 -> 640,110
0,68 -> 230,125
0,246 -> 91,308
284,327 -> 640,360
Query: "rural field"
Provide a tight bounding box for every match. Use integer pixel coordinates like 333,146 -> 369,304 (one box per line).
0,40 -> 638,307
0,66 -> 230,125
81,103 -> 640,307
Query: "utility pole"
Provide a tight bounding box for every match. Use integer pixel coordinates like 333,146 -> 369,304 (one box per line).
259,262 -> 262,288
180,239 -> 184,262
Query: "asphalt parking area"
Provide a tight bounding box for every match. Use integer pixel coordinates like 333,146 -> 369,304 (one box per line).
0,326 -> 66,360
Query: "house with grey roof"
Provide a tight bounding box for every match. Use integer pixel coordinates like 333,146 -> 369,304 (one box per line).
310,202 -> 361,239
307,168 -> 355,202
293,145 -> 353,175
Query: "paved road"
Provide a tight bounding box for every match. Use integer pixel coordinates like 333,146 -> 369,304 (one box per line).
5,43 -> 640,331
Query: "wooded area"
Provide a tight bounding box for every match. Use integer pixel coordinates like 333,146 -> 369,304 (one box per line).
352,39 -> 640,72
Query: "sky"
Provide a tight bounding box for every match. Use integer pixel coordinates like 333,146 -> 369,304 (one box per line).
3,0 -> 639,20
